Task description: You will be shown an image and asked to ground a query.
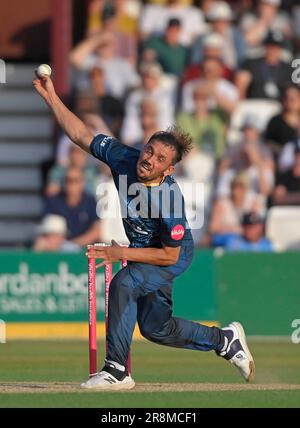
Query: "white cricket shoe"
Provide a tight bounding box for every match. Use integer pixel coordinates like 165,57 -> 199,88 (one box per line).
81,364 -> 135,391
218,321 -> 255,382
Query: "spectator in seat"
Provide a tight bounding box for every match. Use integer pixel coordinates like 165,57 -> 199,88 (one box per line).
90,66 -> 125,137
212,211 -> 273,251
177,81 -> 226,158
132,98 -> 160,151
46,145 -> 98,197
182,56 -> 239,114
240,0 -> 292,59
236,30 -> 291,101
69,31 -> 139,100
87,3 -> 138,65
210,173 -> 264,237
121,62 -> 174,144
33,215 -> 81,252
139,0 -> 206,47
217,116 -> 274,202
143,18 -> 189,77
55,111 -> 111,168
87,0 -> 139,38
272,147 -> 300,206
190,1 -> 246,70
182,32 -> 234,85
44,167 -> 100,247
265,84 -> 300,162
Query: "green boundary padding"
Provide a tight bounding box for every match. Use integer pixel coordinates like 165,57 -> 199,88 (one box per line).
173,250 -> 216,320
0,250 -> 216,323
215,251 -> 300,335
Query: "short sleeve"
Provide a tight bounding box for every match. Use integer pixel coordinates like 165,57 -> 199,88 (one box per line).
159,187 -> 187,247
160,217 -> 187,247
90,134 -> 139,173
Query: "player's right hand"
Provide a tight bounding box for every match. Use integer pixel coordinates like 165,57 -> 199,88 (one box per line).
33,73 -> 55,103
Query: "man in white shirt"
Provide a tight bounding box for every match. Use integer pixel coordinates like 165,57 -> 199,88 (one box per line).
182,56 -> 239,113
139,0 -> 207,46
121,62 -> 175,144
70,32 -> 140,99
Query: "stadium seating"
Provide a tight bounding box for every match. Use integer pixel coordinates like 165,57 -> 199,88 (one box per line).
266,206 -> 300,250
0,64 -> 53,246
227,99 -> 282,145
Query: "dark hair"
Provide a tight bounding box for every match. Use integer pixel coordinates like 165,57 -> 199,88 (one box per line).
282,83 -> 300,101
148,125 -> 193,164
167,17 -> 181,28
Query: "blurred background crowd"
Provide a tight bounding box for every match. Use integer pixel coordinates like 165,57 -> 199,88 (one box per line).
14,0 -> 300,252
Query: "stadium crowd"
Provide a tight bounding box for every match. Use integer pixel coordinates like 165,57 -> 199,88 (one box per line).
34,0 -> 300,253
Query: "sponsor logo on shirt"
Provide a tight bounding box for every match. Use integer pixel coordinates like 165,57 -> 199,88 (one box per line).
171,224 -> 185,240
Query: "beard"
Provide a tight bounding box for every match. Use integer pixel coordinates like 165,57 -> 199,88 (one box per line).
136,159 -> 163,183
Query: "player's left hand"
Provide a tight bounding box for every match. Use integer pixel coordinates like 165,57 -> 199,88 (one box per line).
86,240 -> 122,268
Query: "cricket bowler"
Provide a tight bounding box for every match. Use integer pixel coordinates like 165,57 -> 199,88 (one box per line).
33,74 -> 255,391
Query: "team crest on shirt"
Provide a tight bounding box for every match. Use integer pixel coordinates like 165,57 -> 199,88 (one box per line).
171,225 -> 185,240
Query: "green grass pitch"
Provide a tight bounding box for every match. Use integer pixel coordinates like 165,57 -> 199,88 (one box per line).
0,340 -> 299,408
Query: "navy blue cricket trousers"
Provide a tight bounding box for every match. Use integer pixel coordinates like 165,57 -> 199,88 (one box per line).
107,245 -> 223,368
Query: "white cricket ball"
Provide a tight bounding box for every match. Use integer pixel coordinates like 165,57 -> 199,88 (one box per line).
37,64 -> 52,77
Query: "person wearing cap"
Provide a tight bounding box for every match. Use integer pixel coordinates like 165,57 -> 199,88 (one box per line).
121,61 -> 175,145
181,32 -> 234,85
143,17 -> 189,77
240,0 -> 292,57
33,215 -> 81,252
236,29 -> 292,100
273,146 -> 300,206
212,211 -> 273,252
190,1 -> 245,70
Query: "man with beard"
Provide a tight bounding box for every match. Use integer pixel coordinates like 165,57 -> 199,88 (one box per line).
33,73 -> 255,390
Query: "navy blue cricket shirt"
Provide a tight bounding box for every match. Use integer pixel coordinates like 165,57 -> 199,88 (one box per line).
90,134 -> 194,250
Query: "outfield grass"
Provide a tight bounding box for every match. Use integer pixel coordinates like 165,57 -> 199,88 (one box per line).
0,340 -> 299,407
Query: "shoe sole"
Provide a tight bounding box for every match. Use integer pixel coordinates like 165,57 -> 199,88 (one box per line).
81,380 -> 136,391
231,321 -> 255,382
